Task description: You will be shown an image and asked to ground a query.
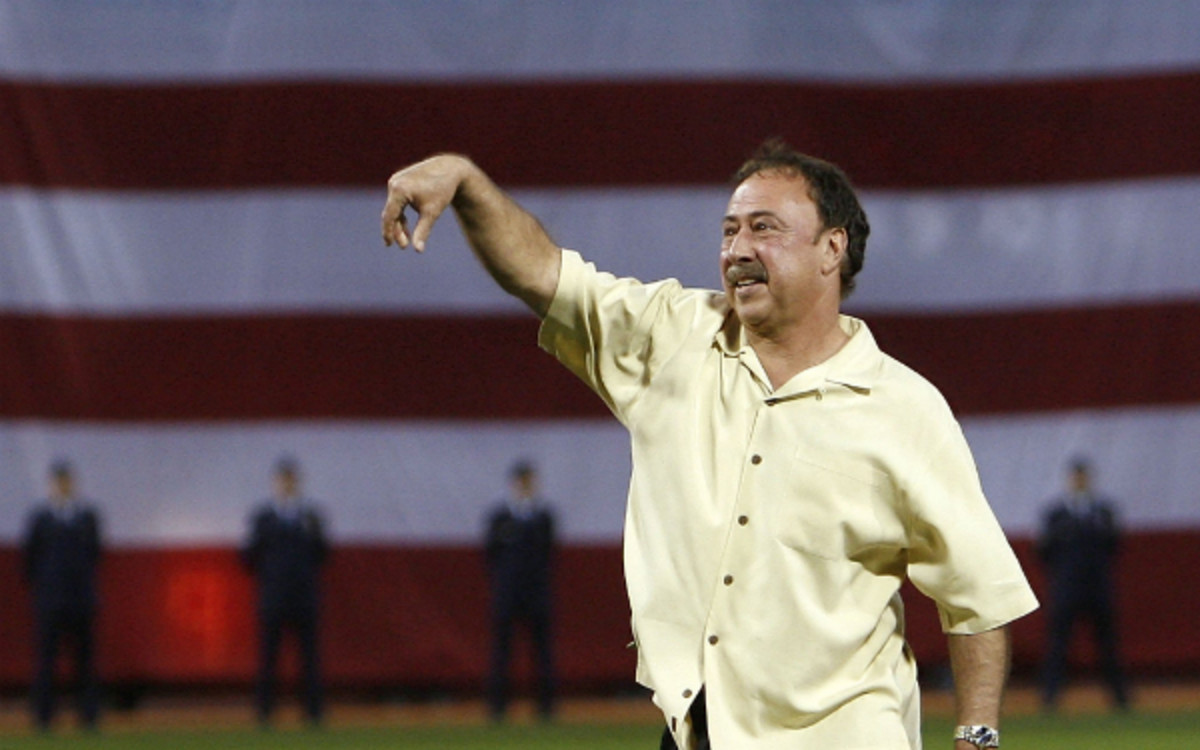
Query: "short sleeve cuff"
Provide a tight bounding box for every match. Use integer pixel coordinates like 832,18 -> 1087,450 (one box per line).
939,582 -> 1040,635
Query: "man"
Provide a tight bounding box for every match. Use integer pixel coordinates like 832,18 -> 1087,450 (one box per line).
484,459 -> 557,722
22,459 -> 102,731
381,141 -> 1038,749
1037,458 -> 1128,711
242,456 -> 330,726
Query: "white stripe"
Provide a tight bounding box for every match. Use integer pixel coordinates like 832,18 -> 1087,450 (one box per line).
2,1 -> 1198,82
2,406 -> 1198,544
5,178 -> 1200,314
858,177 -> 1200,312
0,419 -> 632,546
965,405 -> 1200,537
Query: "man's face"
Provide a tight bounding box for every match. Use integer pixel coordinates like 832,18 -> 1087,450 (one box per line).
1070,467 -> 1091,493
720,171 -> 844,338
512,473 -> 537,501
50,474 -> 74,503
275,471 -> 299,499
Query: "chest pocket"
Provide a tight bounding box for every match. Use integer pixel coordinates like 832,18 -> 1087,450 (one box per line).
767,449 -> 904,561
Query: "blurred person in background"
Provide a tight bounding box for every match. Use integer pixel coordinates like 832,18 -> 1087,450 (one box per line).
483,459 -> 557,722
1037,457 -> 1129,712
22,459 -> 103,731
242,456 -> 330,726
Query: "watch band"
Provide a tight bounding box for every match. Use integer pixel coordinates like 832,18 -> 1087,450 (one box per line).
954,724 -> 1000,748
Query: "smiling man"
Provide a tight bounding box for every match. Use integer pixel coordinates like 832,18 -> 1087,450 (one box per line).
719,148 -> 868,387
381,140 -> 1037,750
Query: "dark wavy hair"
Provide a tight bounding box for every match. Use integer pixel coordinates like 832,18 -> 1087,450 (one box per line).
732,138 -> 870,299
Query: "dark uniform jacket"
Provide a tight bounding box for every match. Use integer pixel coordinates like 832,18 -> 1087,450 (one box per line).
242,501 -> 329,613
485,502 -> 555,612
23,504 -> 101,614
1037,492 -> 1119,596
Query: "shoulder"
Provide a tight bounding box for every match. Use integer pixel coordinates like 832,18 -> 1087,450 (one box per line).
1095,497 -> 1120,520
842,319 -> 958,421
880,350 -> 953,404
550,250 -> 726,334
1043,500 -> 1070,520
24,507 -> 51,536
870,351 -> 963,444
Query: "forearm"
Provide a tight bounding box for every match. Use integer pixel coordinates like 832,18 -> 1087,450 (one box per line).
384,154 -> 561,316
444,161 -> 557,316
948,626 -> 1010,744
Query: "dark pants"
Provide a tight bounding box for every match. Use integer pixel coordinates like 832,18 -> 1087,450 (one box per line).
488,599 -> 555,720
1041,585 -> 1128,709
32,607 -> 99,730
256,605 -> 322,724
660,688 -> 710,750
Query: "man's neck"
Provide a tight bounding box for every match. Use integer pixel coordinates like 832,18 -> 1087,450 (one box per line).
747,313 -> 849,389
510,495 -> 537,512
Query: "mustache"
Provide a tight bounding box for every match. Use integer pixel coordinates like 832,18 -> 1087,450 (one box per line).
725,262 -> 767,286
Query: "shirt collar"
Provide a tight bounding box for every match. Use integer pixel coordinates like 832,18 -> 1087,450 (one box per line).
714,313 -> 882,399
273,496 -> 305,516
508,497 -> 541,518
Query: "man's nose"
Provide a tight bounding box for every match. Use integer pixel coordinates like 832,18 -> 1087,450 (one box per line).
723,227 -> 755,262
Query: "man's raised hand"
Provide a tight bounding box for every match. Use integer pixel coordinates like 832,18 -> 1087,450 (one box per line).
379,154 -> 560,316
381,154 -> 471,251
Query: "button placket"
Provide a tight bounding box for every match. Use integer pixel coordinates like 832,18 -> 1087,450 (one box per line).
712,453 -> 758,652
735,449 -> 757,531
711,414 -> 764,664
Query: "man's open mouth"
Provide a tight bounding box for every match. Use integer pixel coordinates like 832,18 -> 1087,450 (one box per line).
726,264 -> 767,288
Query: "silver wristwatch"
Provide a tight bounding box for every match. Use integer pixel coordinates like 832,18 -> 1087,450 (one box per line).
954,724 -> 1000,748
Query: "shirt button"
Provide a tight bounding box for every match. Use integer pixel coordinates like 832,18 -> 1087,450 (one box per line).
723,574 -> 734,586
682,689 -> 693,699
737,515 -> 749,526
751,454 -> 762,465
708,635 -> 719,645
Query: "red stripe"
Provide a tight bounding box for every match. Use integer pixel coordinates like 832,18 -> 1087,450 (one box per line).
3,73 -> 1199,190
870,301 -> 1200,416
3,531 -> 1199,684
0,313 -> 595,421
3,301 -> 1199,421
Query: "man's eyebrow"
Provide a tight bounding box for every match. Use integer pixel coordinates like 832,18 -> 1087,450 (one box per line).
723,209 -> 782,223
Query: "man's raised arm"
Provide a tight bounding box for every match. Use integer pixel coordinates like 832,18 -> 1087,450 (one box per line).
381,154 -> 562,317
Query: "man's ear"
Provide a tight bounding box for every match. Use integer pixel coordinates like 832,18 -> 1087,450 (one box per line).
822,227 -> 848,277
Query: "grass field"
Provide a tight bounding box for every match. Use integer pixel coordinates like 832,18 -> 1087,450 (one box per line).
1,710 -> 1197,749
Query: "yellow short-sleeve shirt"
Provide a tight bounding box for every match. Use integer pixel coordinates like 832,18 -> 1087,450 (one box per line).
539,251 -> 1039,750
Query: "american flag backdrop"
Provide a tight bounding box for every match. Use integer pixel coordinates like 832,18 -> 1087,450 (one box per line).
2,0 -> 1200,685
